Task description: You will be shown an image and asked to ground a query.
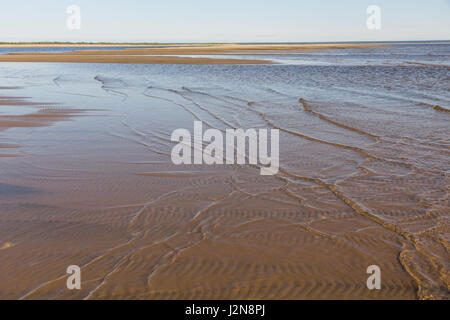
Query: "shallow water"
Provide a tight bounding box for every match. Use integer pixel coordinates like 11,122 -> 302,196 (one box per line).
0,45 -> 188,55
0,43 -> 449,299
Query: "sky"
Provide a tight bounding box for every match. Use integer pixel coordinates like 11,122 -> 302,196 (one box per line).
0,0 -> 449,43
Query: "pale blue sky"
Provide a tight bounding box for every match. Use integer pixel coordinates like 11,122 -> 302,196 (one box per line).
1,0 -> 449,42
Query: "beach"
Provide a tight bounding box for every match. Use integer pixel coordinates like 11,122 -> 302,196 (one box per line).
0,43 -> 449,300
0,43 -> 381,64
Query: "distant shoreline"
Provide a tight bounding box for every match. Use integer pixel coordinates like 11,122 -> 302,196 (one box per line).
0,43 -> 382,65
0,40 -> 449,48
0,42 -> 448,65
0,43 -> 201,48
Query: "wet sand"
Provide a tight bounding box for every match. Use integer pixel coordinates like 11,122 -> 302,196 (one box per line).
0,43 -> 381,65
0,45 -> 448,300
0,92 -> 86,159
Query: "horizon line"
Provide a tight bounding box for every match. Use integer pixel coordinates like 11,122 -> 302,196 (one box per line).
1,40 -> 450,45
